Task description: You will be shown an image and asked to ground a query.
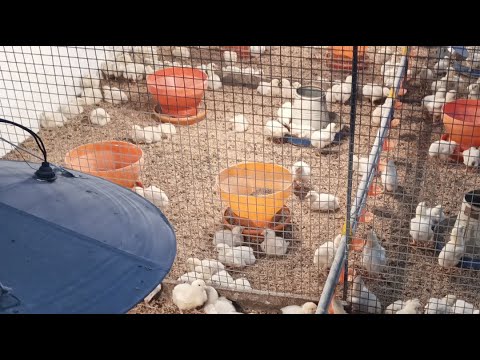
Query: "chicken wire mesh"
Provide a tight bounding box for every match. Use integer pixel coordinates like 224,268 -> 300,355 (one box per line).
1,46 -> 479,314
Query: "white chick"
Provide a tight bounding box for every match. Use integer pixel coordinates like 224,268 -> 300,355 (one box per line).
352,155 -> 370,176
213,226 -> 244,247
452,299 -> 477,314
131,46 -> 155,63
325,82 -> 342,111
134,185 -> 169,210
313,234 -> 342,269
58,102 -> 84,119
380,160 -> 398,192
384,300 -> 405,314
187,258 -> 225,280
204,296 -> 237,314
264,119 -> 288,138
257,81 -> 273,96
468,83 -> 480,100
425,204 -> 445,225
428,140 -> 457,161
337,75 -> 353,104
260,229 -> 289,256
281,302 -> 317,314
204,285 -> 219,305
270,79 -> 281,97
172,46 -> 190,59
203,286 -> 237,314
361,230 -> 387,275
172,279 -> 208,311
206,70 -> 222,90
142,125 -> 162,144
446,90 -> 457,103
100,59 -> 124,79
80,87 -> 103,105
198,63 -> 220,72
305,190 -> 340,212
144,64 -> 157,75
438,225 -> 466,268
39,111 -> 68,129
229,114 -> 249,132
330,298 -> 348,314
424,297 -> 454,314
124,62 -> 145,82
310,122 -> 338,149
444,294 -> 457,307
409,201 -> 434,245
208,270 -> 235,288
396,299 -> 422,314
291,161 -> 311,183
80,72 -> 101,89
280,79 -> 296,99
131,124 -> 154,144
411,65 -> 434,84
89,108 -> 111,126
103,86 -> 129,105
277,102 -> 292,127
216,243 -> 256,268
257,79 -> 281,97
250,46 -> 266,55
422,88 -> 447,121
230,277 -> 252,291
431,78 -> 447,92
159,123 -> 176,140
463,147 -> 480,167
223,51 -> 237,64
177,272 -> 204,284
349,275 -> 382,314
433,56 -> 450,75
362,83 -> 390,105
371,103 -> 391,126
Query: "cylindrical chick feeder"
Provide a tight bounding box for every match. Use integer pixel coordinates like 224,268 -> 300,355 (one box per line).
454,189 -> 480,254
291,86 -> 330,135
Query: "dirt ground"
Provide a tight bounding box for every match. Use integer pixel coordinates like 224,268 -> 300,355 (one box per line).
4,46 -> 480,314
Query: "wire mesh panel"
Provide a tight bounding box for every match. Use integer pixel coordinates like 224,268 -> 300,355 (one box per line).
320,46 -> 480,315
2,46 -> 480,314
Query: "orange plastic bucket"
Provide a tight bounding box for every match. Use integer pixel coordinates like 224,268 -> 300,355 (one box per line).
64,141 -> 144,188
443,99 -> 480,148
146,67 -> 207,117
331,46 -> 367,60
217,162 -> 293,228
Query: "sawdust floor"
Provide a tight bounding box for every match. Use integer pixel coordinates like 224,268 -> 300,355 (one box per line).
4,46 -> 480,313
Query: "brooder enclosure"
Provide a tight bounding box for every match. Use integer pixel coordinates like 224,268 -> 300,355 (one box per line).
2,45 -> 480,314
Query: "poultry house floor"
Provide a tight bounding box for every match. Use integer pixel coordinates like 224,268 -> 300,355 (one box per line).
4,46 -> 480,313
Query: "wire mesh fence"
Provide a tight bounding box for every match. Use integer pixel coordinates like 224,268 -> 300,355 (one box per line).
1,46 -> 480,314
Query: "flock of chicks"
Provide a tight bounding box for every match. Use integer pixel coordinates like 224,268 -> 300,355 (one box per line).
34,45 -> 480,313
165,46 -> 479,314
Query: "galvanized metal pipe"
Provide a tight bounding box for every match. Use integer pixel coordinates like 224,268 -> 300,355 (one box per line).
316,47 -> 409,314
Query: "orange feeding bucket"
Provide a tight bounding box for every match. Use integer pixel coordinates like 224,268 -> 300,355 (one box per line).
64,141 -> 144,189
217,162 -> 293,228
328,46 -> 369,70
146,67 -> 207,117
443,99 -> 480,149
331,46 -> 368,60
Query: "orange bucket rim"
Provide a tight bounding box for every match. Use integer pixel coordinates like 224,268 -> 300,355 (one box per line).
64,140 -> 144,174
216,161 -> 294,196
146,66 -> 208,95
